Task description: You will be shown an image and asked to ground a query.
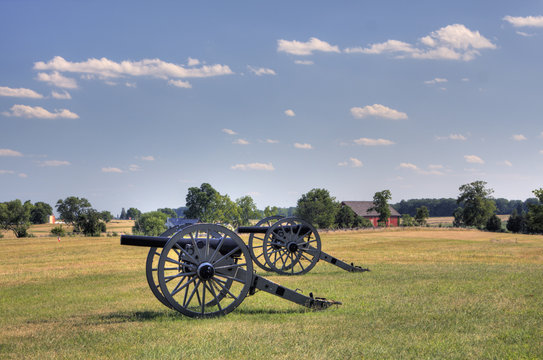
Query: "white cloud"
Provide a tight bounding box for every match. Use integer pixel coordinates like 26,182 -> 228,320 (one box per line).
351,104 -> 408,120
231,162 -> 274,171
464,155 -> 484,164
233,139 -> 249,145
140,155 -> 155,161
345,24 -> 496,61
512,134 -> 527,141
125,82 -> 137,88
345,40 -> 416,54
338,157 -> 363,168
400,162 -> 444,175
168,79 -> 192,88
39,160 -> 70,167
248,66 -> 276,76
51,90 -> 72,99
503,15 -> 543,28
0,86 -> 43,98
187,57 -> 200,66
284,109 -> 296,117
0,149 -> 23,157
294,60 -> 314,65
0,170 -> 15,175
222,128 -> 237,135
102,167 -> 123,173
540,150 -> 543,154
503,160 -> 513,167
36,71 -> 78,89
277,37 -> 340,56
3,105 -> 79,119
462,78 -> 470,82
400,162 -> 419,170
18,173 -> 28,178
34,56 -> 233,83
436,133 -> 467,141
264,139 -> 279,144
354,138 -> 395,146
129,164 -> 142,171
294,143 -> 313,149
516,31 -> 535,37
424,78 -> 448,85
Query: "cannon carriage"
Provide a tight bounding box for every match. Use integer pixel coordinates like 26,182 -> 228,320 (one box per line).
239,216 -> 370,275
121,223 -> 340,318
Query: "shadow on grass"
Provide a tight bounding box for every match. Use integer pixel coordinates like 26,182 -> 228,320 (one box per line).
96,307 -> 306,323
96,310 -> 179,323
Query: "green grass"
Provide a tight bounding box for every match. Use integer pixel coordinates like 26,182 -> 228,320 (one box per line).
1,229 -> 542,359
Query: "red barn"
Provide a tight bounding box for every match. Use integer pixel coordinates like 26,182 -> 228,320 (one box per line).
341,201 -> 401,227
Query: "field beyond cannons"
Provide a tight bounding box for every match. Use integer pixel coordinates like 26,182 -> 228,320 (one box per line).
1,228 -> 542,359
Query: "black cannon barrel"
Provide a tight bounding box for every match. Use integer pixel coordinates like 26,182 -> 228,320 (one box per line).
237,225 -> 313,234
121,234 -> 241,256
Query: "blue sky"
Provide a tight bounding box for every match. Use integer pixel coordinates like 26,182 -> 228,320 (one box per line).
1,1 -> 542,215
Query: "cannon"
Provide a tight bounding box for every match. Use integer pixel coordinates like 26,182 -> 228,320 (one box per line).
121,223 -> 340,318
239,216 -> 369,275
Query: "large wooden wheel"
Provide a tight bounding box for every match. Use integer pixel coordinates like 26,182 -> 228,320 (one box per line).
157,224 -> 253,318
248,215 -> 283,272
262,217 -> 321,275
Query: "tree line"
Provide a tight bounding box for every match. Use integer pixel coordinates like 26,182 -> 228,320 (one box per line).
393,197 -> 539,217
2,180 -> 542,238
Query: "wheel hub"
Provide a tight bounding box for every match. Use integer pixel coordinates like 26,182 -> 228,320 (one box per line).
197,262 -> 215,280
287,242 -> 298,253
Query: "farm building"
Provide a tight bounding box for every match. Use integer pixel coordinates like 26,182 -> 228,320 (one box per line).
341,201 -> 401,227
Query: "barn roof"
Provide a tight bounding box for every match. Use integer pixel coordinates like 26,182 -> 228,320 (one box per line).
341,201 -> 401,217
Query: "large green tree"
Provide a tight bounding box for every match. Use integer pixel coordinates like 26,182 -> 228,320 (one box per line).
184,183 -> 219,220
506,209 -> 526,233
126,207 -> 141,220
456,181 -> 496,228
236,195 -> 258,226
133,211 -> 168,236
296,188 -> 339,228
30,201 -> 53,224
415,206 -> 430,226
157,208 -> 177,218
0,199 -> 33,237
56,197 -> 92,231
526,188 -> 543,233
77,209 -> 105,236
369,190 -> 392,226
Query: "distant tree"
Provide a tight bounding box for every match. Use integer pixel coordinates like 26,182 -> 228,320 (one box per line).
506,209 -> 526,233
126,207 -> 141,221
453,207 -> 464,227
236,195 -> 258,226
77,209 -> 104,236
50,225 -> 66,237
263,205 -> 279,218
369,190 -> 392,226
133,211 -> 168,236
0,199 -> 33,237
415,206 -> 430,226
157,208 -> 177,219
56,197 -> 92,231
401,214 -> 416,227
120,208 -> 127,220
486,214 -> 502,232
335,205 -> 356,228
296,188 -> 339,229
526,188 -> 543,234
100,211 -> 113,223
353,216 -> 373,228
30,201 -> 53,224
456,181 -> 496,228
184,183 -> 219,220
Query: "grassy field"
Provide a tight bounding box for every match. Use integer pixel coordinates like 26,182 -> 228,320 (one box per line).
1,228 -> 542,359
